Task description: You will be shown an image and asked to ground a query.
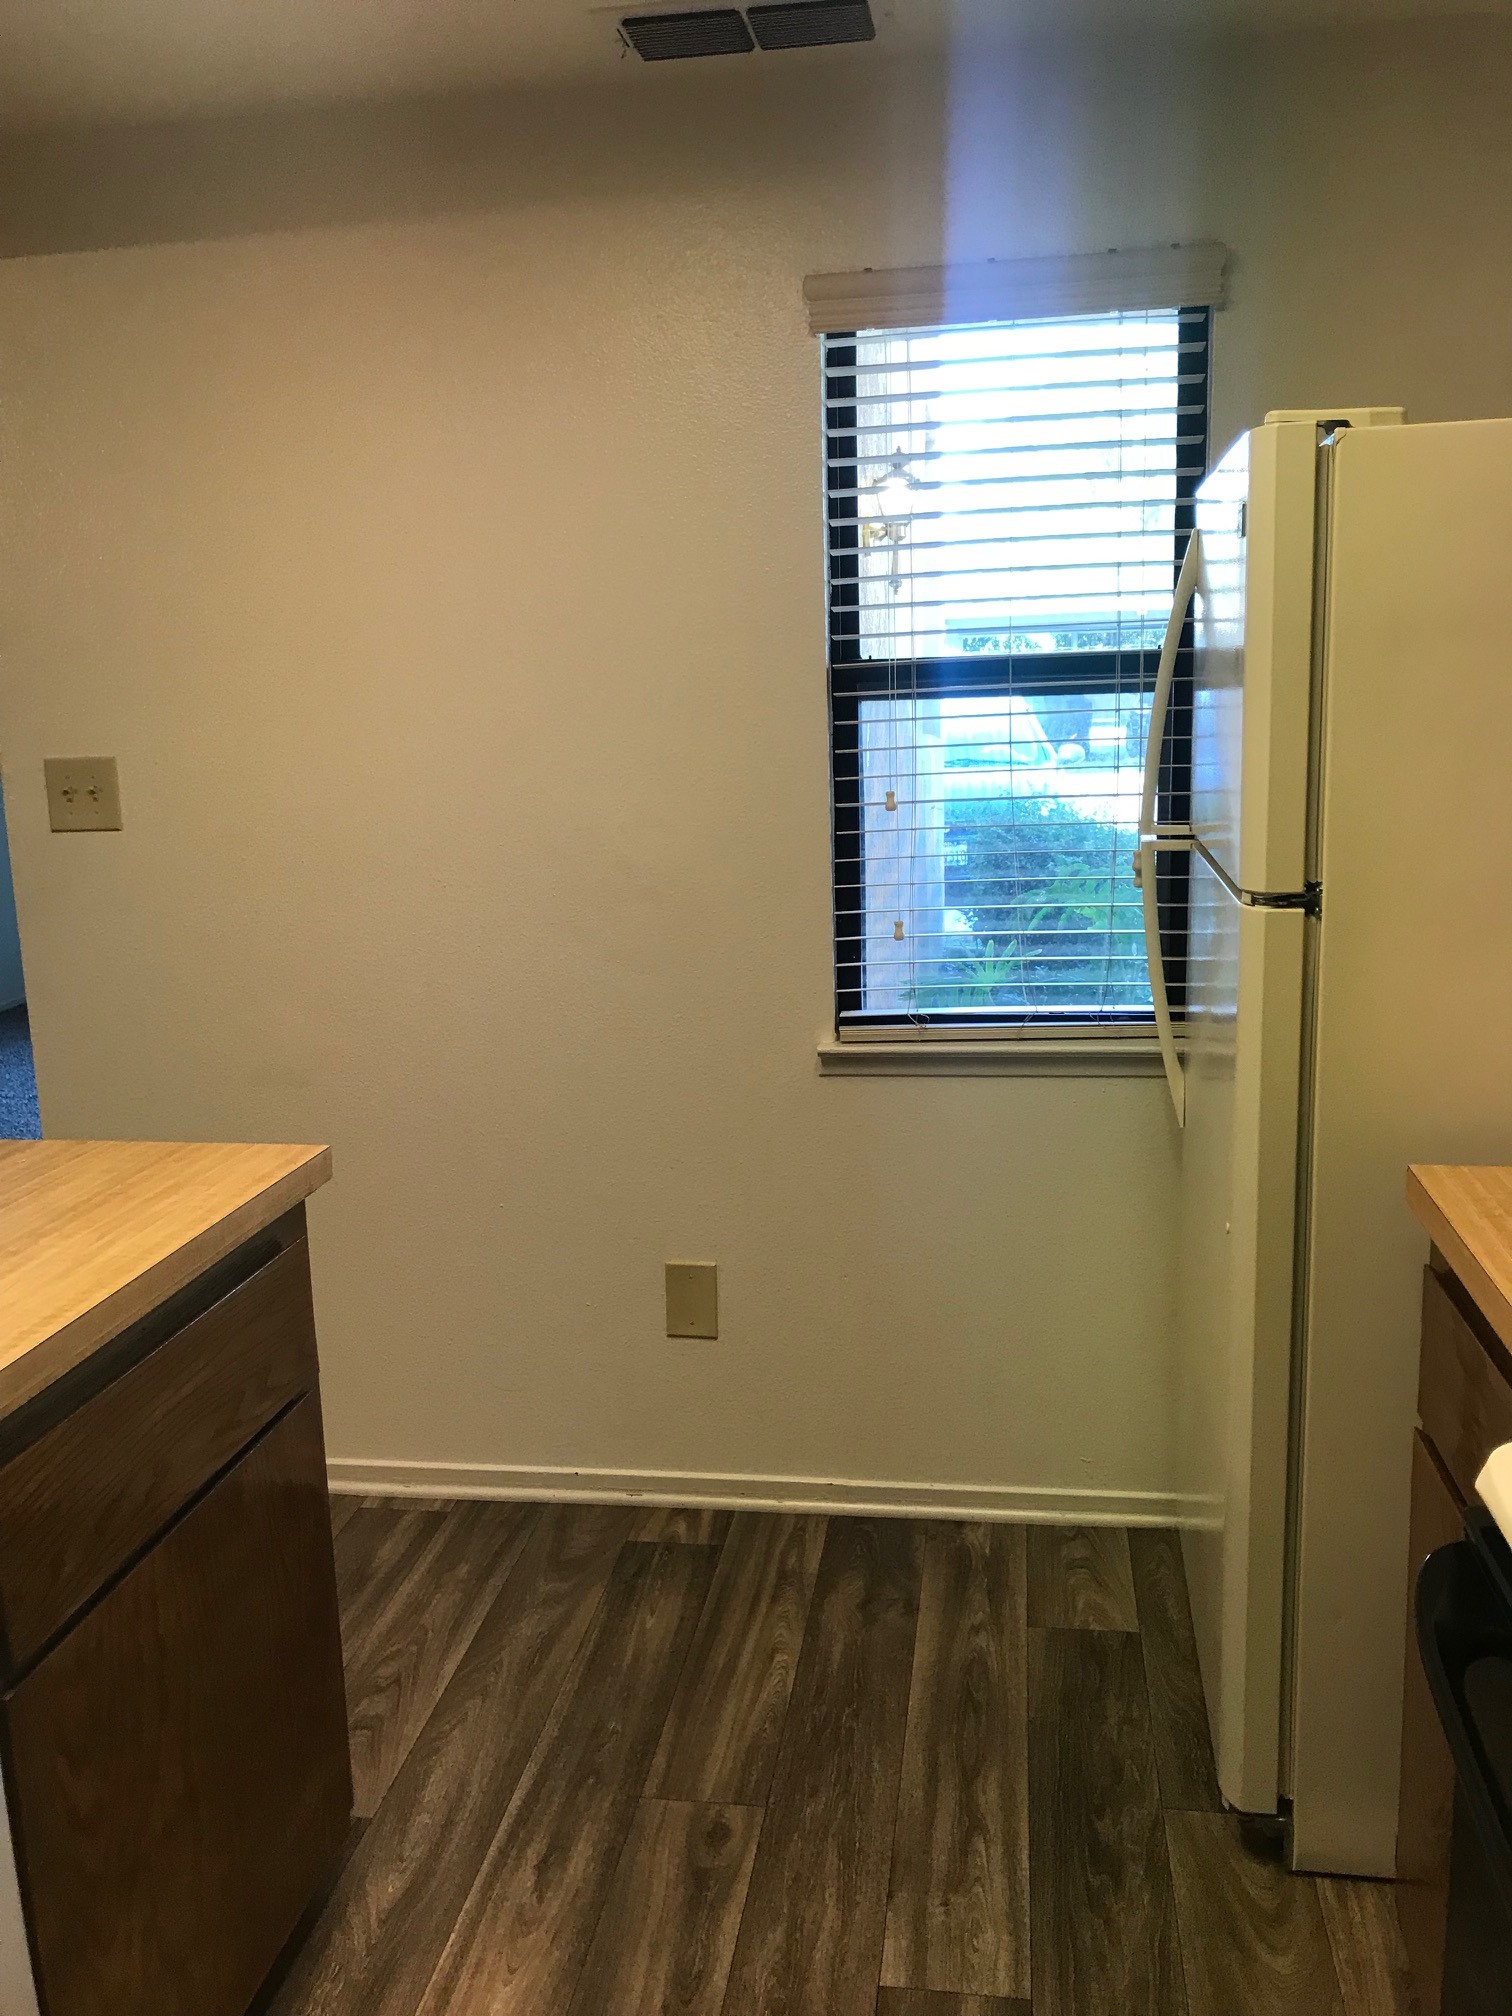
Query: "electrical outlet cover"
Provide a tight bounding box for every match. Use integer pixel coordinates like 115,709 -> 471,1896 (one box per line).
665,1262 -> 718,1339
44,757 -> 122,832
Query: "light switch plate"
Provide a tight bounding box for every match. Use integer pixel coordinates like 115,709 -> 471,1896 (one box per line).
44,757 -> 122,832
665,1262 -> 718,1340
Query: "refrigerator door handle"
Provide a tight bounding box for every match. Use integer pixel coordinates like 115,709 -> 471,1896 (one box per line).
1136,835 -> 1189,1127
1141,529 -> 1204,841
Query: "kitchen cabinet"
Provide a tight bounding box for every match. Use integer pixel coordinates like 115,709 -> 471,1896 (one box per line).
1400,1164 -> 1512,2016
0,1140 -> 349,2016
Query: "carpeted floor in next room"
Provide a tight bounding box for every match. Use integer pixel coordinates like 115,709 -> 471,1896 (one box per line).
0,1005 -> 41,1139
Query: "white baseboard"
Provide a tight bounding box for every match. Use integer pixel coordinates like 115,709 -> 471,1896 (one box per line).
326,1457 -> 1206,1528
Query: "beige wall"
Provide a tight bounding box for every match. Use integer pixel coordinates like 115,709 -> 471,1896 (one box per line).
1,19 -> 1508,1510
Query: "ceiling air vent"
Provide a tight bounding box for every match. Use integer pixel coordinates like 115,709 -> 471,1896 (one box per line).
747,0 -> 874,48
619,7 -> 754,57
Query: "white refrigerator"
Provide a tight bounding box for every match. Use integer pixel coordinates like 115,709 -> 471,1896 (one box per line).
1138,409 -> 1512,1875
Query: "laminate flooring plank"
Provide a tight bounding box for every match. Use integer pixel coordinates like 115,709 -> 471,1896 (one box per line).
1316,1877 -> 1418,2016
1027,1526 -> 1138,1632
1165,1812 -> 1343,2016
344,1499 -> 536,1816
267,1503 -> 633,2016
566,1800 -> 761,2016
363,1495 -> 467,1512
633,1505 -> 734,1545
327,1495 -> 360,1540
414,1539 -> 719,2016
876,1994 -> 1030,2016
1028,1626 -> 1186,2016
650,1511 -> 827,1804
333,1503 -> 440,1620
1128,1528 -> 1221,1813
721,1516 -> 924,2016
881,1522 -> 1029,1999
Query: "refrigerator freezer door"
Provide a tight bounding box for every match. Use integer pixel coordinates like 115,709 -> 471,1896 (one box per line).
1263,406 -> 1405,429
1177,849 -> 1307,1816
1289,416 -> 1512,1874
1193,409 -> 1402,897
1192,422 -> 1320,895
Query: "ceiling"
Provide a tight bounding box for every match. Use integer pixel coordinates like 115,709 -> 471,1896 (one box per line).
0,0 -> 1504,130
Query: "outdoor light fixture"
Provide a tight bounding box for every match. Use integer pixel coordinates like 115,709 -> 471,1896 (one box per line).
863,447 -> 921,593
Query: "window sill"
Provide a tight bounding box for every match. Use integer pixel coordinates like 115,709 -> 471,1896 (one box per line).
816,1036 -> 1169,1079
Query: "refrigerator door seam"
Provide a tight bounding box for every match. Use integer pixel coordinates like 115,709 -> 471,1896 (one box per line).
1280,426 -> 1340,1816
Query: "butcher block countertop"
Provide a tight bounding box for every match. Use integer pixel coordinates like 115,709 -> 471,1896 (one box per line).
1408,1164 -> 1512,1353
0,1140 -> 331,1423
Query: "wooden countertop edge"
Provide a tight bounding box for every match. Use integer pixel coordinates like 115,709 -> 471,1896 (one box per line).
1406,1164 -> 1512,1354
0,1145 -> 332,1424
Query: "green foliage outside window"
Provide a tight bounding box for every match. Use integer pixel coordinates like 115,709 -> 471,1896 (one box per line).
906,799 -> 1148,1014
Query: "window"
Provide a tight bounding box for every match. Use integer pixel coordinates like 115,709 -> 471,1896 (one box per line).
824,305 -> 1209,1035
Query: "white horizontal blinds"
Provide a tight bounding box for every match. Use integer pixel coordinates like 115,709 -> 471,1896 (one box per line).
826,304 -> 1205,1028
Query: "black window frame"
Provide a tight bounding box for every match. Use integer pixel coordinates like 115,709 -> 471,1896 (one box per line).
825,304 -> 1211,1034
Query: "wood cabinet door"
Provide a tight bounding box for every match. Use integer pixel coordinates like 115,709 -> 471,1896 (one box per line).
2,1396 -> 351,2016
1417,1263 -> 1512,1507
0,1234 -> 318,1674
1397,1427 -> 1466,2016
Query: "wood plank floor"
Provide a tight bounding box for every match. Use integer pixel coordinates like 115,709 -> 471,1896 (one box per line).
259,1503 -> 1419,2016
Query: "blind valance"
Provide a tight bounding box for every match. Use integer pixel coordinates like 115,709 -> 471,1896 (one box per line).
803,242 -> 1228,337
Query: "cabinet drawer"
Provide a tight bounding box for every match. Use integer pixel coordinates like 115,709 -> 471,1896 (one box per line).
2,1395 -> 351,2016
0,1235 -> 318,1673
1417,1263 -> 1512,1506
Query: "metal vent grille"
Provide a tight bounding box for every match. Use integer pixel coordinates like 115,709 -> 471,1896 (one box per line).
620,8 -> 754,58
748,0 -> 874,47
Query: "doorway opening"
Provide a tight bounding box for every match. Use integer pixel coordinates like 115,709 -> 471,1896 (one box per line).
0,778 -> 39,1138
